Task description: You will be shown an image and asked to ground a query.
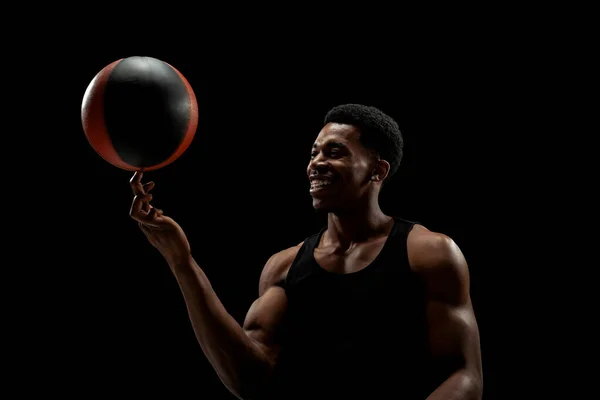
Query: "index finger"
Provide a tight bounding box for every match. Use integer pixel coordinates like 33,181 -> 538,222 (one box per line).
129,170 -> 144,195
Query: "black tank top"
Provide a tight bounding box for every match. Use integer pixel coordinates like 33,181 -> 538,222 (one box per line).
265,217 -> 435,400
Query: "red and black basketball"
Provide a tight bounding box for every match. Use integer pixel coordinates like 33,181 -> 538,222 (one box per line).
81,56 -> 198,171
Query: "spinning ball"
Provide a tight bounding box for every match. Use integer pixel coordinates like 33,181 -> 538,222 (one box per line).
81,56 -> 198,171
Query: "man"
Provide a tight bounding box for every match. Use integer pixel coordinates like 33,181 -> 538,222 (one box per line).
129,104 -> 483,399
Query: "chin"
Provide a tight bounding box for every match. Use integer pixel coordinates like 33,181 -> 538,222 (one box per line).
312,198 -> 337,213
311,198 -> 326,211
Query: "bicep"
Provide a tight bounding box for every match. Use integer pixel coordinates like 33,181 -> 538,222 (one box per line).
242,285 -> 288,364
241,245 -> 298,364
416,233 -> 482,375
427,296 -> 481,371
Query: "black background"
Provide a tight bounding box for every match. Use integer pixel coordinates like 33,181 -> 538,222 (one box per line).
19,34 -> 530,398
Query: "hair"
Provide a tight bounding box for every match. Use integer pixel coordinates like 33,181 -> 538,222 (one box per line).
324,104 -> 404,180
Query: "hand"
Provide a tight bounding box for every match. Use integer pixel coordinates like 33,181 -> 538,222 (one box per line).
129,171 -> 191,266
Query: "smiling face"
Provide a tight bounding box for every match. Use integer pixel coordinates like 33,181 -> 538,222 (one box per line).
307,122 -> 382,213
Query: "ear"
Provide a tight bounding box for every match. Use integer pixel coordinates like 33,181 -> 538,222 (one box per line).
371,158 -> 390,182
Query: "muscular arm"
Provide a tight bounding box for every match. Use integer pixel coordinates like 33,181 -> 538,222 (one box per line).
128,172 -> 294,399
169,247 -> 296,399
409,226 -> 483,400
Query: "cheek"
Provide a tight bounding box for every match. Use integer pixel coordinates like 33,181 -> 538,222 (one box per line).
338,168 -> 369,188
351,160 -> 372,181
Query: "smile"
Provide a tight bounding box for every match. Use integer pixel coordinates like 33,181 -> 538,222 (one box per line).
310,179 -> 335,193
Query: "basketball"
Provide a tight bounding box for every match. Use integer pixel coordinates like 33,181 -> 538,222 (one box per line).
81,56 -> 199,171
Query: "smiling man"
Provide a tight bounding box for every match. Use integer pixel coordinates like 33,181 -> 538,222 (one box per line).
129,104 -> 483,399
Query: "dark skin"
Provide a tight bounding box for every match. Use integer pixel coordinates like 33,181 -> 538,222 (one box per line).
129,122 -> 483,399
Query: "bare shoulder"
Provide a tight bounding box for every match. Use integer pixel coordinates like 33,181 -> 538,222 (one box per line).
258,241 -> 304,296
407,224 -> 466,271
407,224 -> 470,304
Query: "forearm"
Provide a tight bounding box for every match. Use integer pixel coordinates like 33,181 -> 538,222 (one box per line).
425,369 -> 482,400
169,255 -> 270,397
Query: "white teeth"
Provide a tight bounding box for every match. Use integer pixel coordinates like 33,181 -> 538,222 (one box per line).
311,180 -> 332,189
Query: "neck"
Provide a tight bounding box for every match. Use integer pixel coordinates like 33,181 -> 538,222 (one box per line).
325,201 -> 392,248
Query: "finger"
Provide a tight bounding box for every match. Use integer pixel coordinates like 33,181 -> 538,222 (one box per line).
130,170 -> 145,195
140,182 -> 156,212
147,207 -> 164,220
129,193 -> 153,221
137,208 -> 164,229
142,181 -> 155,193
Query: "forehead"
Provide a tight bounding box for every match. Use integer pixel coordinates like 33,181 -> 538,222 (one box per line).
312,122 -> 361,147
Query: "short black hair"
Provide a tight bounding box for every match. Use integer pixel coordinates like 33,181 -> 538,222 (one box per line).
324,104 -> 403,179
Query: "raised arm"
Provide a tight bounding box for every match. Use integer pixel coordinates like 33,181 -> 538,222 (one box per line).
409,225 -> 483,400
128,171 -> 295,399
171,249 -> 292,399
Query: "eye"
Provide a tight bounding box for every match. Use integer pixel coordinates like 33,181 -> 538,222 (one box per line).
310,147 -> 343,159
326,148 -> 342,158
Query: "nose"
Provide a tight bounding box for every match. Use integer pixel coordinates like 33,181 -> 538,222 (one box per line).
308,154 -> 329,175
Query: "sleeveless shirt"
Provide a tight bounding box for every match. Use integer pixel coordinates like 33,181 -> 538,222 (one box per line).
265,216 -> 435,399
